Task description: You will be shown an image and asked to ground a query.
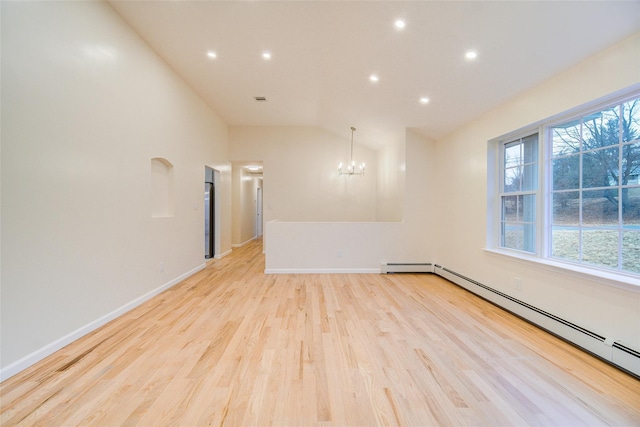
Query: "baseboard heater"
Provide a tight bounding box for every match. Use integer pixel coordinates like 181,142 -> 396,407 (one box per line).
432,265 -> 640,379
381,263 -> 434,274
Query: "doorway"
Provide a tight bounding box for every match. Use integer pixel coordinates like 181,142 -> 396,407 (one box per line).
205,166 -> 215,259
256,187 -> 263,237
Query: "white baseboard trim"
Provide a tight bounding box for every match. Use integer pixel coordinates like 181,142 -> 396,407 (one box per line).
215,249 -> 232,259
265,268 -> 380,274
231,237 -> 256,248
0,263 -> 206,382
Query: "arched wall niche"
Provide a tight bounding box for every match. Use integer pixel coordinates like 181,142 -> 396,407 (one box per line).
151,157 -> 174,218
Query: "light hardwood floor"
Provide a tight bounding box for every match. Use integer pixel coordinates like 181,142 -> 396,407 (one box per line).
1,238 -> 639,426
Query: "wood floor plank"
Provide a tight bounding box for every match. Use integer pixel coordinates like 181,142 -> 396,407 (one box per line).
1,238 -> 639,426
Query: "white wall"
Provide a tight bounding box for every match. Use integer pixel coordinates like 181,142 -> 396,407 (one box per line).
229,126 -> 382,223
1,1 -> 231,377
265,129 -> 437,272
376,137 -> 405,222
433,33 -> 640,351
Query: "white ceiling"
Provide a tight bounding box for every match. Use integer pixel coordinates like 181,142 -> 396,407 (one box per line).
109,1 -> 640,149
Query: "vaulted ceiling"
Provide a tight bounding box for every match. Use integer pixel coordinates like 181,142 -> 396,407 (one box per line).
109,1 -> 640,149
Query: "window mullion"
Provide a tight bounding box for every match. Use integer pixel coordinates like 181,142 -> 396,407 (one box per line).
540,125 -> 549,258
618,105 -> 624,269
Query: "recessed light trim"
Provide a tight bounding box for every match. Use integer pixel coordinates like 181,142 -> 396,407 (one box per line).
262,51 -> 272,60
206,51 -> 217,59
369,74 -> 379,83
419,97 -> 430,105
394,19 -> 406,30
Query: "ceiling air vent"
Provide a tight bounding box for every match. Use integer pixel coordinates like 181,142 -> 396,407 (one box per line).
254,96 -> 267,102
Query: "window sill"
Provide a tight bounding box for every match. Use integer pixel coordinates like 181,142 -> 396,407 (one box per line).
483,248 -> 640,293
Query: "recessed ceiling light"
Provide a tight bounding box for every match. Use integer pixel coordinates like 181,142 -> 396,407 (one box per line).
369,74 -> 379,83
394,19 -> 406,30
419,97 -> 430,105
262,51 -> 272,60
465,50 -> 478,60
206,51 -> 217,59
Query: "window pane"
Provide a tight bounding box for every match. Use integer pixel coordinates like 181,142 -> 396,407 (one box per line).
582,229 -> 619,269
621,99 -> 640,143
509,194 -> 536,222
505,143 -> 521,168
623,186 -> 640,226
622,231 -> 640,273
583,107 -> 619,149
553,155 -> 580,190
503,135 -> 537,193
515,194 -> 523,222
523,223 -> 536,253
504,166 -> 521,192
502,223 -> 523,251
553,191 -> 579,225
552,123 -> 581,157
582,189 -> 619,226
523,134 -> 538,163
502,195 -> 518,222
622,142 -> 639,185
501,193 -> 535,253
522,162 -> 537,191
582,147 -> 619,189
551,226 -> 580,261
521,194 -> 536,222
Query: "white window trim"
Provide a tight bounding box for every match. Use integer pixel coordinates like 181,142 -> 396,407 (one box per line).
487,84 -> 640,289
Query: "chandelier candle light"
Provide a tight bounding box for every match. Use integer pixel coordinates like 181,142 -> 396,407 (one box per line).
338,127 -> 365,176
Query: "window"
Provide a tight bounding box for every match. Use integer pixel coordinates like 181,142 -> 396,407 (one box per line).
551,98 -> 640,274
500,134 -> 538,253
490,89 -> 640,280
